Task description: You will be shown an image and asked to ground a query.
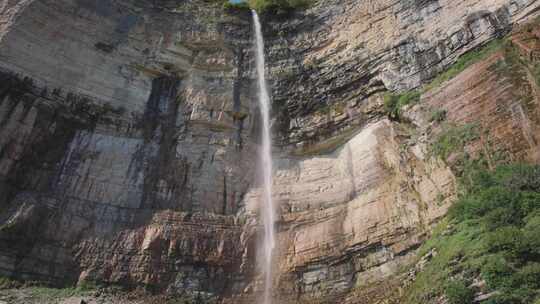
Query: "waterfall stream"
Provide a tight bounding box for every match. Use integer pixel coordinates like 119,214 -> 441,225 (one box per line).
252,10 -> 276,304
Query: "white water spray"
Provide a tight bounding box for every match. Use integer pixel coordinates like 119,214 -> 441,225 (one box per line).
252,10 -> 276,304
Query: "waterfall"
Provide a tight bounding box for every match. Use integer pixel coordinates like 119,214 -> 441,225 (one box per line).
252,10 -> 276,304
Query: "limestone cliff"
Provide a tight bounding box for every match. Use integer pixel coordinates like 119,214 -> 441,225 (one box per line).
0,1 -> 258,300
0,0 -> 538,303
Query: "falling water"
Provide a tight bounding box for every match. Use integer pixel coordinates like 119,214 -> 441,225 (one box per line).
252,10 -> 276,304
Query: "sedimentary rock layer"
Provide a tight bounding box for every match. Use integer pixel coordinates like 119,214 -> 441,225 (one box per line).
0,1 -> 258,300
0,0 -> 538,303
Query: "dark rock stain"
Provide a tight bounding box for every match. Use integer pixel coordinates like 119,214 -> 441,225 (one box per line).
131,75 -> 190,210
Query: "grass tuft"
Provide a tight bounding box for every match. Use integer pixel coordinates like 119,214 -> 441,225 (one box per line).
429,109 -> 447,123
430,123 -> 479,160
383,91 -> 421,120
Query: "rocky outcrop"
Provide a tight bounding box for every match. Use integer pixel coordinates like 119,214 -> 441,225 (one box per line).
418,49 -> 540,164
0,0 -> 539,303
264,0 -> 538,147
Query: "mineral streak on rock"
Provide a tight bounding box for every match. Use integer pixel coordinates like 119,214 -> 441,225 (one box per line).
0,0 -> 259,300
0,0 -> 538,303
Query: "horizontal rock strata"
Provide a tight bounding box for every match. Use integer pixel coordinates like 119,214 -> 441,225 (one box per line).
0,0 -> 538,303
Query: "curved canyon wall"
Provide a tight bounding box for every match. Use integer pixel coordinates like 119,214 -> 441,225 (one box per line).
0,0 -> 538,303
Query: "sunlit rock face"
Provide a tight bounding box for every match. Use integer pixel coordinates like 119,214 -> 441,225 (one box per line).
261,48 -> 540,303
241,119 -> 456,303
264,0 -> 538,147
0,0 -> 539,303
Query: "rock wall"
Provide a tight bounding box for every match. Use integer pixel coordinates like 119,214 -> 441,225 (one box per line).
0,0 -> 260,301
255,120 -> 455,303
265,0 -> 538,146
0,0 -> 538,303
259,39 -> 540,304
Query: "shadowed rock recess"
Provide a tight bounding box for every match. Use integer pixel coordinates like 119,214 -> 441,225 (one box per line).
0,0 -> 539,303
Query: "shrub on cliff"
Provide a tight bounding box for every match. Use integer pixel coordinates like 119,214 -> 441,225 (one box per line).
445,280 -> 475,304
248,0 -> 310,13
221,0 -> 309,13
383,90 -> 420,120
429,109 -> 447,123
223,0 -> 250,11
405,164 -> 540,304
429,123 -> 479,160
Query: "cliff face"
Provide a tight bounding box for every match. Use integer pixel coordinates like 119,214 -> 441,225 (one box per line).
265,0 -> 538,146
0,0 -> 539,303
0,0 -> 258,300
255,0 -> 539,302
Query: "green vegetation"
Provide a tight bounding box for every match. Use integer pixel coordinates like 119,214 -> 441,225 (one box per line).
221,0 -> 310,13
405,164 -> 540,304
223,0 -> 250,11
382,39 -> 506,120
445,280 -> 475,304
424,39 -> 505,92
429,109 -> 447,123
533,63 -> 540,87
24,286 -> 92,299
247,0 -> 310,13
429,123 -> 479,160
383,90 -> 421,120
0,276 -> 99,298
0,276 -> 20,289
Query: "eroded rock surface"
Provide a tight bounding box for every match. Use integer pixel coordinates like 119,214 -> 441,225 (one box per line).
265,0 -> 538,147
0,0 -> 538,303
0,1 -> 258,300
